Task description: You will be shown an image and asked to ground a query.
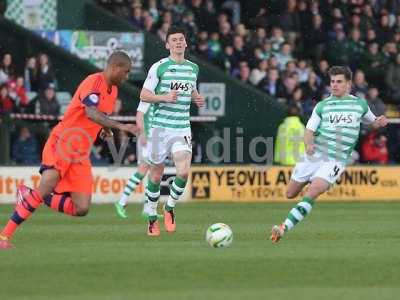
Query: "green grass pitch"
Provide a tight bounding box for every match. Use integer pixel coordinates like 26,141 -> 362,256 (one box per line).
1,202 -> 400,300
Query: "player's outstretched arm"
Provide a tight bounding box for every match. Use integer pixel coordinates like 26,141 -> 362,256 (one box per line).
140,88 -> 177,103
85,106 -> 138,135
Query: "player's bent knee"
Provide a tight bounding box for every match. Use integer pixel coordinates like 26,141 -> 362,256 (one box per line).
286,190 -> 298,199
176,170 -> 189,180
75,205 -> 90,216
150,166 -> 164,182
150,172 -> 163,183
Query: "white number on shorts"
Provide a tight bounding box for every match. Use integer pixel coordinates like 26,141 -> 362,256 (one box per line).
331,165 -> 341,177
184,135 -> 192,146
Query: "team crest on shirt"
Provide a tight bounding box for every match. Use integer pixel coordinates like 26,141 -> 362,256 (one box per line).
89,94 -> 99,103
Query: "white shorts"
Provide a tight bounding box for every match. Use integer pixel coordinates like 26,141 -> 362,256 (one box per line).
291,156 -> 346,185
147,128 -> 192,164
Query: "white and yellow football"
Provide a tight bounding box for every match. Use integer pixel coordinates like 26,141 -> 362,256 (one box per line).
206,223 -> 233,248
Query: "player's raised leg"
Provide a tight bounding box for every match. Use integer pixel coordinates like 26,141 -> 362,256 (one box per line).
271,177 -> 329,243
0,168 -> 60,249
145,163 -> 163,236
164,150 -> 191,233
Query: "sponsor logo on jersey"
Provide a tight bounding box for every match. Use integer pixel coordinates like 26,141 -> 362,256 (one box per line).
328,113 -> 357,124
170,81 -> 193,92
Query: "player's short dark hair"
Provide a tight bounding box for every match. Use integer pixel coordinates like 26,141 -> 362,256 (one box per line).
166,26 -> 187,41
107,51 -> 131,67
328,66 -> 353,81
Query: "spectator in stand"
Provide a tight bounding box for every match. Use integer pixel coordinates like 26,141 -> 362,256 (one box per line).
348,13 -> 364,33
0,83 -> 15,114
347,28 -> 366,69
160,0 -> 174,12
172,0 -> 187,22
296,59 -> 310,83
196,31 -> 209,59
147,0 -> 159,23
207,32 -> 222,61
189,0 -> 210,32
304,14 -> 326,60
258,68 -> 282,97
301,71 -> 322,118
37,53 -> 55,92
12,126 -> 40,165
282,60 -> 297,79
0,53 -> 16,84
315,59 -> 330,87
249,59 -> 268,86
218,20 -> 233,48
24,56 -> 38,92
143,13 -> 155,33
160,10 -> 173,26
277,75 -> 298,103
220,45 -> 236,73
232,35 -> 247,64
128,3 -> 144,29
382,42 -> 398,63
352,69 -> 369,99
181,10 -> 198,48
276,43 -> 293,71
360,42 -> 386,87
222,0 -> 241,27
287,87 -> 304,117
327,29 -> 349,66
361,131 -> 389,164
366,87 -> 386,117
278,0 -> 301,45
250,27 -> 267,49
157,22 -> 170,42
270,27 -> 285,53
385,53 -> 400,104
31,83 -> 60,116
203,0 -> 218,32
7,76 -> 28,111
376,14 -> 394,44
237,62 -> 251,84
362,5 -> 377,30
365,28 -> 378,44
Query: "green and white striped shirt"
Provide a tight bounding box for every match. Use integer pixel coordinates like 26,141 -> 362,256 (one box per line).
142,57 -> 199,132
306,94 -> 376,163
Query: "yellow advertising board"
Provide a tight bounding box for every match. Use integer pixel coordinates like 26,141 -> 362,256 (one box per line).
0,166 -> 185,203
190,166 -> 400,201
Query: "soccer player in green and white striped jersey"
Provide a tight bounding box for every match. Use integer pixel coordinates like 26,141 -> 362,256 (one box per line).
114,101 -> 159,219
271,66 -> 388,243
139,26 -> 204,236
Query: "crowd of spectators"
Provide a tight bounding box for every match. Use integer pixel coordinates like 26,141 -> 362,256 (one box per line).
96,0 -> 400,163
97,0 -> 399,112
0,52 -> 59,115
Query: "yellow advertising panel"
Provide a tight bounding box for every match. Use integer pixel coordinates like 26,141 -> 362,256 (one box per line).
190,166 -> 400,201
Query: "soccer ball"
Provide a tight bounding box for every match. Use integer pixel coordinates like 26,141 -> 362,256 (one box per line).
206,223 -> 233,248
